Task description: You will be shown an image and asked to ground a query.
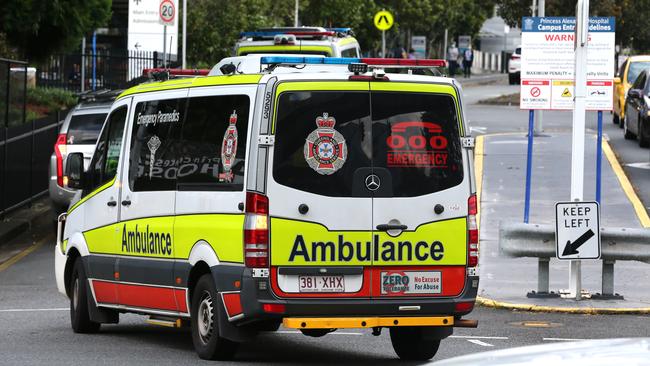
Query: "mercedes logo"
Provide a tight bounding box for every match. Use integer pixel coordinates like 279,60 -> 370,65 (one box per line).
365,174 -> 381,191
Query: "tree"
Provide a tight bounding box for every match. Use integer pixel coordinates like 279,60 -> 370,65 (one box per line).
495,0 -> 650,52
0,0 -> 112,61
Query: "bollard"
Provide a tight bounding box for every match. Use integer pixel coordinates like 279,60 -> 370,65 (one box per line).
592,260 -> 623,300
527,258 -> 560,298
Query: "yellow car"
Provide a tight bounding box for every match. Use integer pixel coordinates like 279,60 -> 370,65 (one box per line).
613,55 -> 650,126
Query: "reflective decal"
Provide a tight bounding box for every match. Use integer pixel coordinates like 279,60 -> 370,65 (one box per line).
386,121 -> 449,168
380,271 -> 442,295
136,109 -> 181,125
220,110 -> 239,182
303,113 -> 348,175
147,135 -> 161,179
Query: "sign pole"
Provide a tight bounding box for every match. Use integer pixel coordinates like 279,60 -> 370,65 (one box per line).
182,0 -> 186,68
596,110 -> 603,203
163,25 -> 167,68
524,109 -> 535,223
569,0 -> 589,300
382,30 -> 386,57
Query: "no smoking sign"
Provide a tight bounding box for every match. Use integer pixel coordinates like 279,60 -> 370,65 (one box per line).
530,87 -> 541,97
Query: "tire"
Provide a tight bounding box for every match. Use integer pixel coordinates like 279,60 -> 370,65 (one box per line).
508,74 -> 515,85
613,113 -> 619,125
624,115 -> 635,140
619,111 -> 625,129
70,259 -> 101,333
191,274 -> 239,360
389,327 -> 441,361
639,119 -> 650,148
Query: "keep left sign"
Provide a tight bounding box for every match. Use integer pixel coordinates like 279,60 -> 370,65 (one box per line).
555,201 -> 601,260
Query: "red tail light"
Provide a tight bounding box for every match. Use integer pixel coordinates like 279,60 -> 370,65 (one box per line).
244,192 -> 269,268
262,303 -> 285,313
510,55 -> 521,60
54,134 -> 67,187
455,301 -> 475,313
468,195 -> 479,267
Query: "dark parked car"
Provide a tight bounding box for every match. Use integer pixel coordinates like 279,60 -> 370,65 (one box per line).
623,69 -> 650,147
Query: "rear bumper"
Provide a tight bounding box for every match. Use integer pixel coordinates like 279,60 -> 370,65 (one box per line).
236,268 -> 479,322
283,315 -> 454,329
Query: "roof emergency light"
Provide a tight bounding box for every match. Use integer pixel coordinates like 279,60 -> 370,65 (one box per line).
259,57 -> 447,69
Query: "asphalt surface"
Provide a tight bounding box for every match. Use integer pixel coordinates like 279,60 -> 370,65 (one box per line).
462,84 -> 650,213
2,236 -> 650,365
1,80 -> 649,365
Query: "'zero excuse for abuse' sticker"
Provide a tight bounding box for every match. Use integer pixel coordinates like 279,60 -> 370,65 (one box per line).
381,271 -> 442,295
304,113 -> 348,175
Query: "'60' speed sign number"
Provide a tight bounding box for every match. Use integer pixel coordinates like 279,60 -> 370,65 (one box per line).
159,0 -> 176,26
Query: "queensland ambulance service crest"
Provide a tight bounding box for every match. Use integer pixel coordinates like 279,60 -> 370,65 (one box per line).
219,110 -> 238,182
303,113 -> 347,175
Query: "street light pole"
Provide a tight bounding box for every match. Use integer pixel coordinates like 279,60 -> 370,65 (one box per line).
294,0 -> 299,27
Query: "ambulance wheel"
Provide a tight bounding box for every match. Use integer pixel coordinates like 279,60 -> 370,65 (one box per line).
70,259 -> 100,333
191,274 -> 238,360
389,327 -> 441,361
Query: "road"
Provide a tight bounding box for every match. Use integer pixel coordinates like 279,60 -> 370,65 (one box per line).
1,80 -> 649,365
461,81 -> 650,213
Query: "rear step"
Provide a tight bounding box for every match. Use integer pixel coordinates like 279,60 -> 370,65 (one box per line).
146,316 -> 184,328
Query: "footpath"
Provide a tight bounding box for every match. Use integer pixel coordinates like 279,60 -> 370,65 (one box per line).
476,132 -> 650,312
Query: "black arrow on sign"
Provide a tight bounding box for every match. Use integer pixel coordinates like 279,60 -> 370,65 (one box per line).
379,15 -> 389,25
562,229 -> 595,256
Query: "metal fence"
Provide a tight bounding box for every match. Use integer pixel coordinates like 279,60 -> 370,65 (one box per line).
1,57 -> 68,216
36,50 -> 161,92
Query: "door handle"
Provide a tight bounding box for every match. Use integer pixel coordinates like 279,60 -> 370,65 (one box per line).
376,224 -> 407,231
121,200 -> 131,206
107,200 -> 117,207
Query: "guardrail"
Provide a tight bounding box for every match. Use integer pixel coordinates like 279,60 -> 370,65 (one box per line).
499,221 -> 650,299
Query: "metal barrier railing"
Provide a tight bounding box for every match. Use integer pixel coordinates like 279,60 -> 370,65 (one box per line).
499,221 -> 650,300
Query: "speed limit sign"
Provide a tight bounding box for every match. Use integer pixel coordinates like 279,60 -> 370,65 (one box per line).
159,0 -> 175,26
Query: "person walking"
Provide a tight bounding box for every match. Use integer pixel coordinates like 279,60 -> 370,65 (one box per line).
447,42 -> 459,77
463,47 -> 474,78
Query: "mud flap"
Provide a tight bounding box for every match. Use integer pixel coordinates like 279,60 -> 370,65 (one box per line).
86,280 -> 119,324
216,295 -> 257,342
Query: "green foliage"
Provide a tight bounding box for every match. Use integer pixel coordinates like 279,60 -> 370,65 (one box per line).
496,0 -> 649,52
186,0 -> 496,66
27,87 -> 77,112
0,0 -> 112,61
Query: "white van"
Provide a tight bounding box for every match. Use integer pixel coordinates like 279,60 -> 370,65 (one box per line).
55,57 -> 479,361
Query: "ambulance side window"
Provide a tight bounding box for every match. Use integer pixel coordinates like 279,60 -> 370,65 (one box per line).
176,95 -> 249,191
341,47 -> 359,58
86,106 -> 127,194
128,98 -> 185,192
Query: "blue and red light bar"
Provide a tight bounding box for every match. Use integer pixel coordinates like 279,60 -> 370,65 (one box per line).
259,57 -> 447,68
240,31 -> 335,38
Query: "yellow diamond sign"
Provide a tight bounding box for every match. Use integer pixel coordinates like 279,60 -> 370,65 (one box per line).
374,10 -> 394,31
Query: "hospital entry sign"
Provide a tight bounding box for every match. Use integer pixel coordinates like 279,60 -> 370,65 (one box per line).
520,17 -> 615,111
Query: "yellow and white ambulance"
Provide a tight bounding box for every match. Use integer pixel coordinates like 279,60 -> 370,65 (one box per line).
55,57 -> 479,361
235,27 -> 361,58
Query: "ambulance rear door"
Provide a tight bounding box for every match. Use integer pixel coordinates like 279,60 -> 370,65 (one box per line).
369,82 -> 469,298
267,80 -> 373,298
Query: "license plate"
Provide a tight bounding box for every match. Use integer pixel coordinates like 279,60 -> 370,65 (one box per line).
298,275 -> 345,293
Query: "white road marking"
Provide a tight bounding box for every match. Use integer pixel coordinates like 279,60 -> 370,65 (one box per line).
470,126 -> 487,133
0,307 -> 69,312
624,162 -> 650,170
450,335 -> 508,340
276,330 -> 363,336
467,339 -> 494,347
543,337 -> 587,342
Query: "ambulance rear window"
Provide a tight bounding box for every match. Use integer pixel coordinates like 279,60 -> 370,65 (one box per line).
272,90 -> 463,198
371,92 -> 463,197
